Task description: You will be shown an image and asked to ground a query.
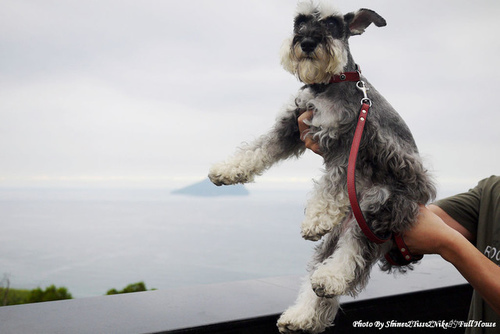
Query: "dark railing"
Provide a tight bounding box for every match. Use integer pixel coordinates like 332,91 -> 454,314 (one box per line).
0,256 -> 472,334
168,284 -> 472,334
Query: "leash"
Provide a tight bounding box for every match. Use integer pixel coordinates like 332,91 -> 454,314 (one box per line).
385,233 -> 423,266
325,68 -> 422,265
346,81 -> 391,244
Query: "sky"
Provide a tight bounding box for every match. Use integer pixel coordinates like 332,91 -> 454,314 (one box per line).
1,0 -> 499,194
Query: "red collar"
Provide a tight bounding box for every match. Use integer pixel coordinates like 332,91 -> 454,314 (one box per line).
329,71 -> 360,83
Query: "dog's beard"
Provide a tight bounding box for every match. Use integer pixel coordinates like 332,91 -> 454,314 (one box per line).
296,55 -> 331,85
281,37 -> 347,84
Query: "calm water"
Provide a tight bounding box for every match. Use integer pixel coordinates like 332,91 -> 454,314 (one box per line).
0,189 -> 315,298
0,183 -> 468,299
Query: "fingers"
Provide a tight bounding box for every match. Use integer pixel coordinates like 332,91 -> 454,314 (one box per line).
304,138 -> 323,155
298,111 -> 313,136
298,111 -> 323,156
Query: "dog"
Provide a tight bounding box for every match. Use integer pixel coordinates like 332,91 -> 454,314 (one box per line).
208,1 -> 436,333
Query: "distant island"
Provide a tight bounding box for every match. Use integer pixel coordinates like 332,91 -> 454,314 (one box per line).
171,178 -> 249,197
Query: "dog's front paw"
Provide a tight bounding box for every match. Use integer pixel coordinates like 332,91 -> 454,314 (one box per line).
277,305 -> 330,334
310,266 -> 350,298
208,163 -> 253,186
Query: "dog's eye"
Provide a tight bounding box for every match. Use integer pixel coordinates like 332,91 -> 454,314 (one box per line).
323,17 -> 340,31
294,15 -> 311,33
294,21 -> 307,34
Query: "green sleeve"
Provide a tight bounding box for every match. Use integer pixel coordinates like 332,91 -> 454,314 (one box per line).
433,181 -> 483,237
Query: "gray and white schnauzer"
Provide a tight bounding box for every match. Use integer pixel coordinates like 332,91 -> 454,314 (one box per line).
209,1 -> 436,333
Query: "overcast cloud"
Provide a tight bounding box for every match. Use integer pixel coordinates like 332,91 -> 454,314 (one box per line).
1,0 -> 499,193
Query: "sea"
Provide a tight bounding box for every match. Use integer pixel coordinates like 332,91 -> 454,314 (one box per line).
0,184 -> 468,299
0,188 -> 315,298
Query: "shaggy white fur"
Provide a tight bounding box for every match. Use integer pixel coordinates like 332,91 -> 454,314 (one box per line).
296,0 -> 342,19
208,147 -> 271,186
301,174 -> 350,241
277,278 -> 339,334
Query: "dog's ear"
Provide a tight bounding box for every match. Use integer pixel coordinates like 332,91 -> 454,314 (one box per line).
344,9 -> 386,36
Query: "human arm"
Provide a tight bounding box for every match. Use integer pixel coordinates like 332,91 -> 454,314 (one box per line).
403,205 -> 500,315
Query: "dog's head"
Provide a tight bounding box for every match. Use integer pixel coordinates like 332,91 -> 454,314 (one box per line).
280,1 -> 386,84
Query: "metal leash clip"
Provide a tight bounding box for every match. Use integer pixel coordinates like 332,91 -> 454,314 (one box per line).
356,81 -> 372,106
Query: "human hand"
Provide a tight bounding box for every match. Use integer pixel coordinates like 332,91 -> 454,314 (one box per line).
402,205 -> 463,257
298,110 -> 323,156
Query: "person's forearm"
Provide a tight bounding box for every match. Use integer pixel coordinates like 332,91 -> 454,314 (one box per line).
440,231 -> 500,315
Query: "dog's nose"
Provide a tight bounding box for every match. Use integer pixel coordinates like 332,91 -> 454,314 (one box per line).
300,38 -> 317,53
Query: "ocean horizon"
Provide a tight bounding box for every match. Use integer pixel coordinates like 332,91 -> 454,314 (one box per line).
0,187 -> 315,298
0,184 -> 470,298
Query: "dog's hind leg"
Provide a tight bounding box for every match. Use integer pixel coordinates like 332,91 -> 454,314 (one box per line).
277,278 -> 339,334
310,218 -> 387,297
278,217 -> 341,333
209,101 -> 306,186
